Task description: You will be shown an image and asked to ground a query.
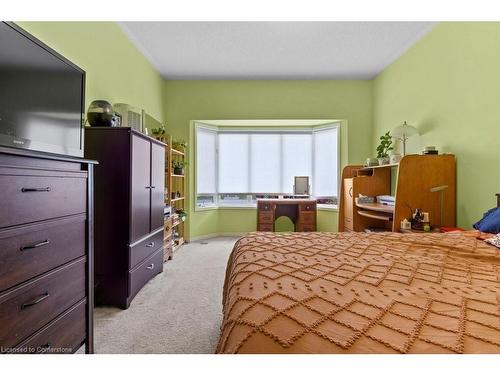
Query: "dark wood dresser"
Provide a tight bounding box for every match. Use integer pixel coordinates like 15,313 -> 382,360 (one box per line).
84,127 -> 165,309
257,199 -> 317,232
0,147 -> 95,354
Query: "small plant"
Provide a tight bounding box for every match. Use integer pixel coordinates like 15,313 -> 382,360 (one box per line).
150,126 -> 166,135
376,131 -> 394,158
172,160 -> 188,169
172,139 -> 187,151
176,208 -> 187,219
172,160 -> 188,175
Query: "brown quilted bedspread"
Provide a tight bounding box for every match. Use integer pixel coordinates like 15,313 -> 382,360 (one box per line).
216,232 -> 500,353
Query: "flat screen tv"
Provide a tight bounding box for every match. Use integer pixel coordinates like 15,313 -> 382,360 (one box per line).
0,22 -> 85,157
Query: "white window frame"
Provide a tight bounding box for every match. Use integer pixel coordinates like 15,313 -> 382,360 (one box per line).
195,121 -> 340,211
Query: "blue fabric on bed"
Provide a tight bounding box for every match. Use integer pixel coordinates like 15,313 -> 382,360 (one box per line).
473,207 -> 500,233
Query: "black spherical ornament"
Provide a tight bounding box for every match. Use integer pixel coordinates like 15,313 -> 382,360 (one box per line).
87,100 -> 117,127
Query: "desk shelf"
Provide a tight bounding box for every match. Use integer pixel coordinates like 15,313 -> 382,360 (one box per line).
357,210 -> 393,221
355,201 -> 394,213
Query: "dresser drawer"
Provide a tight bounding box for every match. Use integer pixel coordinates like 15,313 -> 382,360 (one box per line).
0,215 -> 86,292
0,257 -> 86,348
258,212 -> 274,224
300,203 -> 316,212
128,228 -> 164,269
0,174 -> 87,228
14,299 -> 86,354
128,248 -> 163,303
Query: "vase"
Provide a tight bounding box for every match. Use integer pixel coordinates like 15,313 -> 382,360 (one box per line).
378,157 -> 389,165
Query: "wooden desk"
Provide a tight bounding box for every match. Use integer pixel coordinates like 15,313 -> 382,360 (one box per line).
257,199 -> 317,232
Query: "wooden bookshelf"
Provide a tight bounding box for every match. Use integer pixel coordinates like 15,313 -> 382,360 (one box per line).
166,134 -> 187,254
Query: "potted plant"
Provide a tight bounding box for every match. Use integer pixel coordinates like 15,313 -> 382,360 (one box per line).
150,125 -> 166,142
176,209 -> 187,221
376,131 -> 393,165
172,139 -> 187,152
172,160 -> 188,175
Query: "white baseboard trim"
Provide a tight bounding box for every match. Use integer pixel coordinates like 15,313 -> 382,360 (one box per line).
190,232 -> 247,242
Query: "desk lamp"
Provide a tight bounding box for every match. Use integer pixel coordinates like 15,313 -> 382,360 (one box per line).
391,121 -> 419,156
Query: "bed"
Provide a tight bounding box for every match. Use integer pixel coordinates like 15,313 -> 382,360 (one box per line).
216,231 -> 500,353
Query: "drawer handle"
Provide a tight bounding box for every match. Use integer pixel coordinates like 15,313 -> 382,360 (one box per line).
145,186 -> 152,189
146,242 -> 155,248
348,187 -> 353,197
146,264 -> 155,270
21,187 -> 51,193
151,186 -> 156,189
20,239 -> 50,251
21,292 -> 50,310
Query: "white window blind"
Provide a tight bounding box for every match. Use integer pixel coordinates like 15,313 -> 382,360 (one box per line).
250,134 -> 281,193
313,127 -> 338,196
196,127 -> 217,194
282,133 -> 312,194
218,133 -> 249,193
196,123 -> 339,208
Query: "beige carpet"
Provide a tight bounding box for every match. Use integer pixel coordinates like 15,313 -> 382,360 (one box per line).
92,237 -> 237,354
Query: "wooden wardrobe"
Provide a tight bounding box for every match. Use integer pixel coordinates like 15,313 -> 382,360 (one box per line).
85,128 -> 165,309
339,154 -> 456,232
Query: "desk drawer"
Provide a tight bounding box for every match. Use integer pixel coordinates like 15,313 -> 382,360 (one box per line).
14,299 -> 86,354
258,212 -> 274,224
0,174 -> 86,228
257,202 -> 273,211
300,203 -> 316,212
0,215 -> 85,292
258,223 -> 273,232
301,224 -> 316,232
128,248 -> 163,303
128,229 -> 164,269
300,212 -> 315,224
0,258 -> 86,348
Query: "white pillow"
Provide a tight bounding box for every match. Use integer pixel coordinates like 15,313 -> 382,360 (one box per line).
485,233 -> 500,248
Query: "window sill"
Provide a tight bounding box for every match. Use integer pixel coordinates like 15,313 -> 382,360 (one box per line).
195,206 -> 219,212
195,204 -> 338,212
218,205 -> 257,210
318,205 -> 338,212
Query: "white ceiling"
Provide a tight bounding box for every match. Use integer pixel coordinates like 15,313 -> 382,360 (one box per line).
119,22 -> 436,80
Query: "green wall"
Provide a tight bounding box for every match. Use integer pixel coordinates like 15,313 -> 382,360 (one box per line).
165,80 -> 373,239
18,22 -> 165,122
23,21 -> 497,235
373,22 -> 500,228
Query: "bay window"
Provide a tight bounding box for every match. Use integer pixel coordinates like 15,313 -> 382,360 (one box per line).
195,122 -> 339,209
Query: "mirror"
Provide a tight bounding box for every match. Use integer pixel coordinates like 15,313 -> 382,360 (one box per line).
294,176 -> 310,196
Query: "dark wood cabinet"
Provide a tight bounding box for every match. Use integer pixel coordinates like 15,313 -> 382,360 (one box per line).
131,135 -> 152,241
84,128 -> 165,309
0,147 -> 95,354
150,142 -> 165,231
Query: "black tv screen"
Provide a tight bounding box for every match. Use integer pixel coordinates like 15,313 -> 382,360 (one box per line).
0,22 -> 85,157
